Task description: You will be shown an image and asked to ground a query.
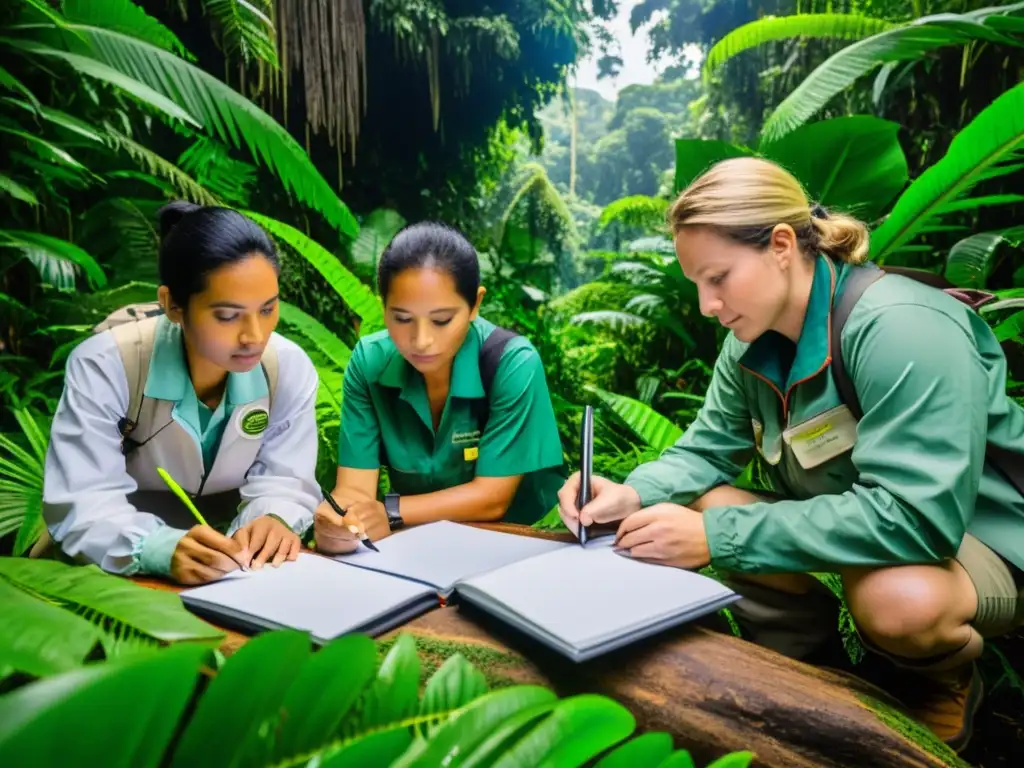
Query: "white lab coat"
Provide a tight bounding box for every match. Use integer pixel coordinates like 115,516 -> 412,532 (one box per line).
42,327 -> 321,575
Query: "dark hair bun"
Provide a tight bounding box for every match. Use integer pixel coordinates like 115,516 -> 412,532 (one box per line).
157,200 -> 202,240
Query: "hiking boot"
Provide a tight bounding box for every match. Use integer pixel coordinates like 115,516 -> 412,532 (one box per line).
905,662 -> 984,753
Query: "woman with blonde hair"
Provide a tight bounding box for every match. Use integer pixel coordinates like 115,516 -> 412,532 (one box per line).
557,156 -> 1024,752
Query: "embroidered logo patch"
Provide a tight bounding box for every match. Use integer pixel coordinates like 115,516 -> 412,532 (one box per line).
452,430 -> 481,446
241,409 -> 269,436
464,446 -> 479,461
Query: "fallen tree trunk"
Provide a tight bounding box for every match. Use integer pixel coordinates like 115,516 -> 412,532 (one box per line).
383,604 -> 969,768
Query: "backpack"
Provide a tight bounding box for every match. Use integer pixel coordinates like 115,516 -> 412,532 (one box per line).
830,262 -> 1024,496
92,302 -> 280,455
377,326 -> 520,468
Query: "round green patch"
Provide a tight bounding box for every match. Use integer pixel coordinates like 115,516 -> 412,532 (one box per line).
241,409 -> 269,436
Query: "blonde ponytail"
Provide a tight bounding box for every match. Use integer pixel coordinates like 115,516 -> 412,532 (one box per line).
668,157 -> 871,265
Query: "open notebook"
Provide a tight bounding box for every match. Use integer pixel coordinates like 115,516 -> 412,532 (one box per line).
178,521 -> 738,660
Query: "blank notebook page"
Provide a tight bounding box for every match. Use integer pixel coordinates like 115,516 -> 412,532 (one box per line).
179,552 -> 435,642
457,537 -> 735,652
333,521 -> 569,595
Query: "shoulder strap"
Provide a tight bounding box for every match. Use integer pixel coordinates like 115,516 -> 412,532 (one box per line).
473,326 -> 520,430
261,339 -> 280,411
109,315 -> 159,440
829,263 -> 885,420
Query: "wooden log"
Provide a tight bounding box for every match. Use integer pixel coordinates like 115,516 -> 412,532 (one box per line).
134,523 -> 970,768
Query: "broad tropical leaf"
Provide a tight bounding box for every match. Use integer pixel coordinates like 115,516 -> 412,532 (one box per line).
168,630 -> 311,768
0,645 -> 207,768
760,116 -> 907,220
587,386 -> 684,452
79,199 -> 162,285
674,139 -> 752,192
278,301 -> 353,371
5,39 -> 201,129
247,211 -> 384,334
993,311 -> 1024,343
0,172 -> 36,206
2,97 -> 105,143
351,207 -> 407,266
594,731 -> 675,767
761,4 -> 1024,141
703,13 -> 897,78
871,81 -> 1024,261
60,0 -> 192,58
945,232 -> 1009,288
0,559 -> 225,661
0,407 -> 49,554
417,653 -> 489,736
177,137 -> 256,206
56,24 -> 358,237
598,195 -> 670,232
0,229 -> 106,290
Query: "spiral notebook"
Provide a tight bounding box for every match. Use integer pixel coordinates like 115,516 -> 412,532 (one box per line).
179,522 -> 738,660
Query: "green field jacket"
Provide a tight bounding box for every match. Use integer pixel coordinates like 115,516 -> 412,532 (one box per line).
625,254 -> 1024,574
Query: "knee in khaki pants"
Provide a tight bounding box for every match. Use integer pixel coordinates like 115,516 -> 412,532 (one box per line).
722,573 -> 840,660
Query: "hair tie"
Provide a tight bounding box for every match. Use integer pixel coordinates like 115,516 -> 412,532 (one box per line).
810,203 -> 829,220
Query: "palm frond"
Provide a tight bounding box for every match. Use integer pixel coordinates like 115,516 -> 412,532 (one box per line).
704,13 -> 897,79
278,302 -> 352,371
105,128 -> 220,206
177,137 -> 256,206
598,195 -> 669,233
0,230 -> 106,290
586,386 -> 683,453
60,0 -> 193,58
0,173 -> 38,206
55,24 -> 358,237
202,0 -> 279,66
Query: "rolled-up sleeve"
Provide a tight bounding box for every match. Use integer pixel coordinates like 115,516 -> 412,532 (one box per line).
43,334 -> 186,576
625,335 -> 755,506
230,335 -> 321,536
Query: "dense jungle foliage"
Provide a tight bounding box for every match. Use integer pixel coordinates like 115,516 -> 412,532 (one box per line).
1,0 -> 1023,765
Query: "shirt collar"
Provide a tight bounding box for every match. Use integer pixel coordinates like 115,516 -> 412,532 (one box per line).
375,320 -> 486,400
738,253 -> 837,392
144,316 -> 268,405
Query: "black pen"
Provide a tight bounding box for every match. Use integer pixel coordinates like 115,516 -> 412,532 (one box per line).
320,486 -> 380,552
576,405 -> 594,546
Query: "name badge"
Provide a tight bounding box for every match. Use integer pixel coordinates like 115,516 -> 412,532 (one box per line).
783,405 -> 858,469
235,404 -> 270,440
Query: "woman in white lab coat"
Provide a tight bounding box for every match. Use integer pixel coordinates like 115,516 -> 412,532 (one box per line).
42,202 -> 321,585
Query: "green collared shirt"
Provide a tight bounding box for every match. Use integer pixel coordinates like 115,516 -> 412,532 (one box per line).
145,316 -> 269,470
625,254 -> 1024,574
337,316 -> 566,524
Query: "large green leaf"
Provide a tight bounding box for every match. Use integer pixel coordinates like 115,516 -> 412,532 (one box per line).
598,196 -> 670,232
351,207 -> 407,266
674,139 -> 752,193
58,24 -> 358,238
0,559 -> 225,657
2,97 -> 105,143
392,685 -> 558,768
703,13 -> 897,78
0,644 -> 206,768
349,633 -> 421,734
595,731 -> 674,767
247,211 -> 384,334
169,629 -> 311,768
319,728 -> 414,766
762,4 -> 1024,141
993,310 -> 1024,342
0,229 -> 106,289
871,81 -> 1024,261
760,116 -> 907,220
0,172 -> 37,205
417,653 -> 489,735
490,693 -> 635,767
278,301 -> 353,371
202,0 -> 279,66
4,39 -> 201,129
588,386 -> 684,452
61,0 -> 192,58
271,633 -> 377,762
0,577 -> 100,679
944,232 -> 1008,288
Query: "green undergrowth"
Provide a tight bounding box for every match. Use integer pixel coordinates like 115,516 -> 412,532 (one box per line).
376,634 -> 528,690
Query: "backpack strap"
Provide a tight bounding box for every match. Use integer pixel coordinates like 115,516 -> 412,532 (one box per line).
472,326 -> 520,431
830,262 -> 1024,497
829,262 -> 885,420
260,339 -> 280,412
109,315 -> 159,449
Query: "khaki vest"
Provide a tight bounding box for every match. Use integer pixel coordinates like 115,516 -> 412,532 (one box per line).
109,315 -> 280,530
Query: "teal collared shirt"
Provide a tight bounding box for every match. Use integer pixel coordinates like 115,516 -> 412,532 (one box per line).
338,316 -> 566,524
145,316 -> 268,470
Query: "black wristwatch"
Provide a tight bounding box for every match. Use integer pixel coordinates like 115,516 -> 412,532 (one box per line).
384,492 -> 404,531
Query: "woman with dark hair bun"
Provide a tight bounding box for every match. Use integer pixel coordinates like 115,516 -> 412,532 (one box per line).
313,221 -> 565,553
42,202 -> 321,585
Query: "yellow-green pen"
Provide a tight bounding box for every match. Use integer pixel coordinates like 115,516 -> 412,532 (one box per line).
156,467 -> 209,526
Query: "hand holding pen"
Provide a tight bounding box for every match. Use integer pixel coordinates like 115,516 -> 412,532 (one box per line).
316,486 -> 380,553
